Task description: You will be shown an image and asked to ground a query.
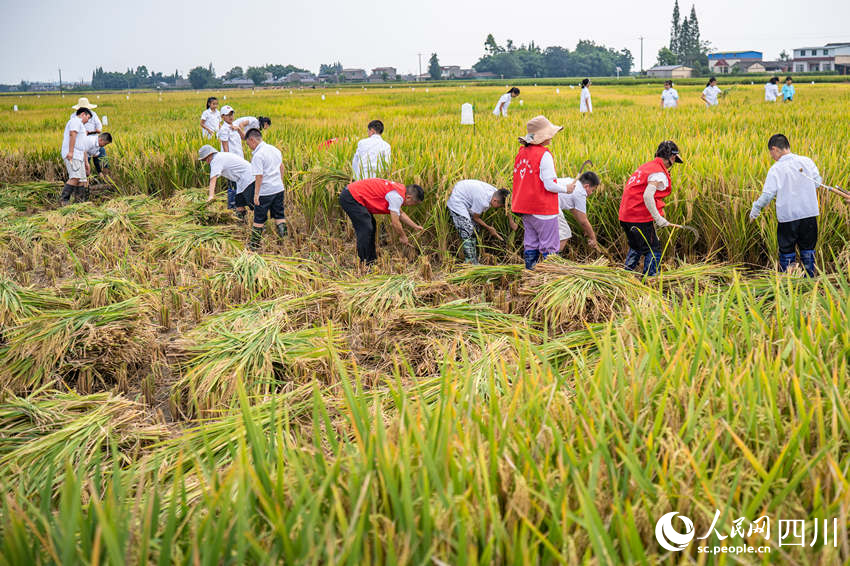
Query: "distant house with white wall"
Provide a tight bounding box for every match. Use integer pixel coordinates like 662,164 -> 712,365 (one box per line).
792,43 -> 850,73
647,65 -> 693,78
341,68 -> 368,82
708,51 -> 762,74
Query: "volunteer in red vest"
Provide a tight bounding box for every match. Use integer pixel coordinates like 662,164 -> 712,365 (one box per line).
339,178 -> 425,265
617,140 -> 684,275
511,115 -> 574,269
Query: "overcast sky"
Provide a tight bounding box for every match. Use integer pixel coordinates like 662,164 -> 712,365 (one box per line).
4,0 -> 849,83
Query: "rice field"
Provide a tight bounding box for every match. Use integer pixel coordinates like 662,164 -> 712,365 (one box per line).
0,84 -> 849,564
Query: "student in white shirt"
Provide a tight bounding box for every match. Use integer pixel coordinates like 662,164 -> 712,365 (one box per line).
749,133 -> 821,277
701,77 -> 722,107
492,87 -> 519,117
233,116 -> 271,139
764,77 -> 780,102
70,97 -> 108,177
556,172 -> 600,252
351,120 -> 392,180
76,132 -> 113,200
580,79 -> 593,113
59,108 -> 92,206
198,144 -> 255,222
245,128 -> 288,249
200,97 -> 220,138
217,105 -> 243,209
446,180 -> 518,264
660,81 -> 679,108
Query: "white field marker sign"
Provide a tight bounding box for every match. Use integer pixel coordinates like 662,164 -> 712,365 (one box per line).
13,105 -> 18,112
519,99 -> 524,106
556,88 -> 560,94
321,94 -> 325,100
102,115 -> 108,126
461,103 -> 474,125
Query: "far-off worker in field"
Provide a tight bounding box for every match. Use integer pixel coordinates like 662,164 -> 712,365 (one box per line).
493,87 -> 520,117
245,129 -> 288,249
765,77 -> 780,102
351,120 -> 392,180
555,173 -> 600,252
200,97 -> 220,138
76,133 -> 113,200
217,105 -> 243,210
512,115 -> 574,270
782,77 -> 795,102
661,81 -> 679,108
59,107 -> 92,205
701,77 -> 721,107
446,180 -> 517,264
70,97 -> 109,177
580,79 -> 593,113
339,178 -> 425,265
617,141 -> 684,276
198,144 -> 254,222
749,134 -> 821,277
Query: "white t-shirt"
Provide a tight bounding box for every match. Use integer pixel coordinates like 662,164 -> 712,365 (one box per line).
250,141 -> 285,196
61,115 -> 87,160
77,135 -> 102,158
703,85 -> 721,106
209,151 -> 254,193
70,110 -> 101,133
235,116 -> 260,132
447,180 -> 498,219
218,122 -> 243,158
385,191 -> 403,214
661,88 -> 679,108
351,134 -> 392,181
764,83 -> 779,102
493,93 -> 512,116
201,108 -> 221,138
580,88 -> 592,112
751,153 -> 820,223
556,180 -> 588,214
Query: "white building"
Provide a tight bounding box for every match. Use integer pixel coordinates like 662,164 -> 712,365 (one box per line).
792,43 -> 850,73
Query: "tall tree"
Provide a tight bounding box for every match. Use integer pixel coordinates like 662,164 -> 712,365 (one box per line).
246,66 -> 266,85
223,66 -> 244,80
484,34 -> 501,55
428,53 -> 441,80
670,0 -> 681,55
188,66 -> 213,89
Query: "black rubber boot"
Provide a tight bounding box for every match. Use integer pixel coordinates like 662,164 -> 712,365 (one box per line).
59,183 -> 74,206
275,222 -> 288,238
73,186 -> 89,203
248,227 -> 263,250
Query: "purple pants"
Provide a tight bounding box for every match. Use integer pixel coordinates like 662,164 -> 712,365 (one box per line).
522,215 -> 560,253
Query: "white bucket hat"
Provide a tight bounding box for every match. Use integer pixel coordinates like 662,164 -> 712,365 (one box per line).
72,97 -> 97,109
198,145 -> 218,160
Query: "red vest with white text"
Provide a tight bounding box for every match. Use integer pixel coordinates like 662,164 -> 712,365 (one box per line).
511,145 -> 558,215
618,158 -> 673,223
349,178 -> 406,215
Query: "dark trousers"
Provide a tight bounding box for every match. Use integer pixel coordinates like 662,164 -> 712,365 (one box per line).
226,179 -> 238,210
777,216 -> 818,277
621,220 -> 662,275
90,146 -> 108,174
339,187 -> 377,264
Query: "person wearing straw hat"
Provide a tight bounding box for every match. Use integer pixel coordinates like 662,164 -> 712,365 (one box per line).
617,140 -> 684,276
59,107 -> 93,206
198,144 -> 255,222
70,97 -> 109,178
511,115 -> 575,269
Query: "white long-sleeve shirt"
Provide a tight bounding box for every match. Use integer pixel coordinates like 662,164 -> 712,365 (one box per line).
580,88 -> 592,113
351,134 -> 391,180
532,152 -> 570,219
764,83 -> 779,102
750,153 -> 820,223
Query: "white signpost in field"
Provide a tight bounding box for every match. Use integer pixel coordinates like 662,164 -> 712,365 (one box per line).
461,103 -> 475,135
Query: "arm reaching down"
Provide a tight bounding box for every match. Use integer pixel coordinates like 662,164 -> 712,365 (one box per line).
643,182 -> 670,227
750,171 -> 778,220
390,212 -> 411,246
207,175 -> 219,202
471,212 -> 502,241
570,209 -> 598,248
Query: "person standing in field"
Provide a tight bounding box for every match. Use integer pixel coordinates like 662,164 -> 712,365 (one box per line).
701,77 -> 721,107
493,87 -> 520,117
338,178 -> 425,266
617,140 -> 684,276
782,77 -> 795,102
76,133 -> 113,200
200,97 -> 220,139
217,105 -> 243,210
749,134 -> 821,277
245,129 -> 288,249
59,107 -> 92,206
764,77 -> 780,102
556,172 -> 600,252
351,120 -> 392,181
198,144 -> 254,222
661,81 -> 679,108
70,97 -> 108,178
511,115 -> 575,270
446,180 -> 517,264
579,79 -> 593,113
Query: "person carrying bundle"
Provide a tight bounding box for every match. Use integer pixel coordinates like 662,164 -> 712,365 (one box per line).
556,172 -> 600,252
749,134 -> 822,277
617,141 -> 684,276
511,115 -> 574,269
339,178 -> 425,266
446,180 -> 517,264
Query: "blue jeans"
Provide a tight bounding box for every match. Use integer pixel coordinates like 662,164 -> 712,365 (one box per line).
226,180 -> 237,209
621,221 -> 662,275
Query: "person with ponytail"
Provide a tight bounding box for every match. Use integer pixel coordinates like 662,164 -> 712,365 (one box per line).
701,77 -> 721,107
200,97 -> 220,139
493,87 -> 520,117
579,79 -> 592,113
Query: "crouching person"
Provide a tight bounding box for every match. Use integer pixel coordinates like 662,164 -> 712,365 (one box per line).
245,129 -> 287,250
198,144 -> 254,221
446,179 -> 516,264
339,178 -> 425,265
76,133 -> 113,200
557,172 -> 600,252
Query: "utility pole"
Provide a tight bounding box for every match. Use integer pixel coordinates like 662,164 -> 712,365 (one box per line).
639,37 -> 644,73
58,67 -> 63,95
417,53 -> 422,82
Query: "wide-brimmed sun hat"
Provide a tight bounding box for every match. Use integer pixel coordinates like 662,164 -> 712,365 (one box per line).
519,115 -> 563,145
197,145 -> 218,160
71,97 -> 97,109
